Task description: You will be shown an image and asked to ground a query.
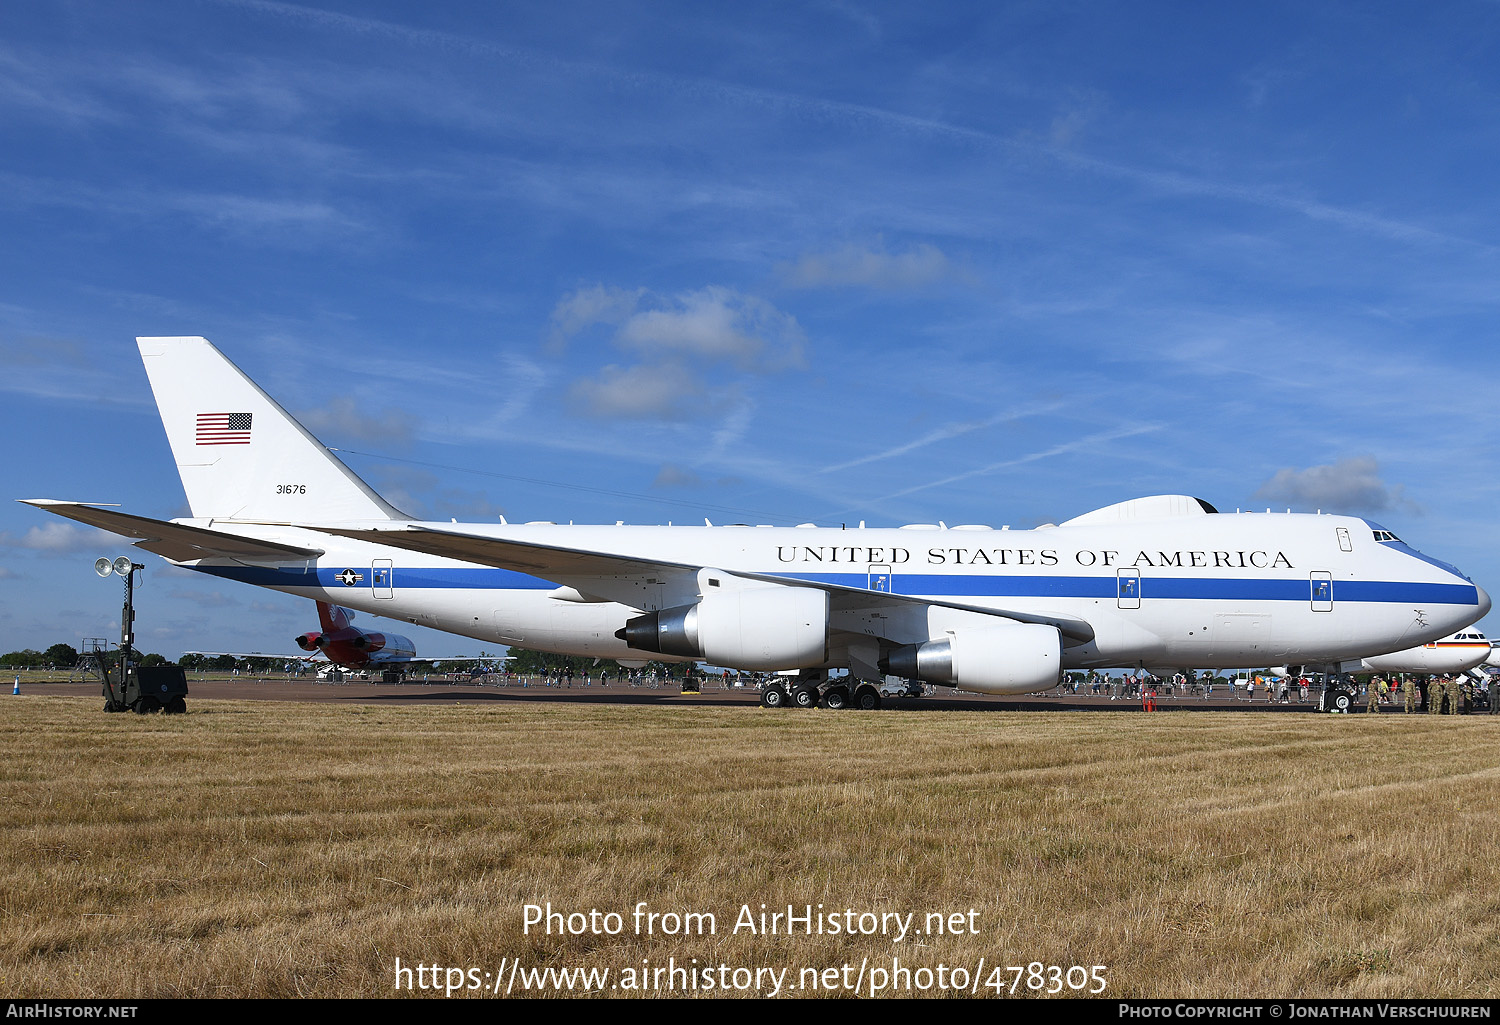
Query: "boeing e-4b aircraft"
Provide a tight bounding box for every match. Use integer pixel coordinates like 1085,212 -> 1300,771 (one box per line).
23,337 -> 1491,709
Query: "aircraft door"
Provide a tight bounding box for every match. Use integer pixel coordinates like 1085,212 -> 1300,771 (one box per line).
1310,571 -> 1333,612
868,565 -> 894,593
1117,568 -> 1141,609
372,558 -> 394,599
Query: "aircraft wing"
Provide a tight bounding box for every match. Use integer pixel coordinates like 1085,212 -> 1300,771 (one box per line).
185,650 -> 502,664
315,525 -> 1095,645
20,501 -> 324,562
185,650 -> 325,663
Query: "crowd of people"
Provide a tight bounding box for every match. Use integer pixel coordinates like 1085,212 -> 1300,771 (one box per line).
1062,669 -> 1496,713
1362,673 -> 1492,715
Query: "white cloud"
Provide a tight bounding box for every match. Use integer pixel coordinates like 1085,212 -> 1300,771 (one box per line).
616,287 -> 805,371
1253,457 -> 1416,515
549,285 -> 806,422
568,362 -> 705,419
781,241 -> 956,290
297,396 -> 417,447
547,285 -> 643,350
0,522 -> 114,557
552,285 -> 805,373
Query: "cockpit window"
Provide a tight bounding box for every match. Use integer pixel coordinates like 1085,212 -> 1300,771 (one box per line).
1372,529 -> 1404,543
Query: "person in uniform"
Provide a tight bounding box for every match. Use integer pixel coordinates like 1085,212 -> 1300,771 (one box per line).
1403,675 -> 1417,714
1366,676 -> 1381,713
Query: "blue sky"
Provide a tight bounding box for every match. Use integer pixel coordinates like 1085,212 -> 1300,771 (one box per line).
2,1 -> 1496,659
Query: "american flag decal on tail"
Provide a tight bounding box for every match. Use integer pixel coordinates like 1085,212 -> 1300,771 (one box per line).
196,412 -> 253,445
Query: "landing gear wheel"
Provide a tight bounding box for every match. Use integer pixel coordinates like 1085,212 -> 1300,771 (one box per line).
823,686 -> 850,710
760,685 -> 788,708
792,685 -> 820,708
855,686 -> 881,711
1332,691 -> 1352,713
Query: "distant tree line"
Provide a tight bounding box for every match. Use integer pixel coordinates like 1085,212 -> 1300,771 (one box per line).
0,644 -> 168,669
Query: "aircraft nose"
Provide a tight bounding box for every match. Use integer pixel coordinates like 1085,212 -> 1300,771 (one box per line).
1475,583 -> 1492,620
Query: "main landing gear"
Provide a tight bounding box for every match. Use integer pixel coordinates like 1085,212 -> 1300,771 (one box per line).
759,672 -> 882,711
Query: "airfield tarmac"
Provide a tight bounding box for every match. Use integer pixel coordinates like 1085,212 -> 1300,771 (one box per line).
17,674 -> 1396,713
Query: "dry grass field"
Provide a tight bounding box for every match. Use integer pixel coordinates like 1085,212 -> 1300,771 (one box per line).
2,694 -> 1498,999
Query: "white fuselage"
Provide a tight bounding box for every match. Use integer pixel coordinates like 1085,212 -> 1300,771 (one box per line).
181,509 -> 1486,673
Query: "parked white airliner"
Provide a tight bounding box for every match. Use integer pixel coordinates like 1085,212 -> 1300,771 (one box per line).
22,337 -> 1490,707
1357,630 -> 1492,676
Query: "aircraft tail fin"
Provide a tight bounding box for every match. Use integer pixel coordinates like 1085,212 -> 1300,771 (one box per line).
317,601 -> 355,633
136,337 -> 404,522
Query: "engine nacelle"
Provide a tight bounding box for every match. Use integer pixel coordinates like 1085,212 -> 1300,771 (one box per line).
295,632 -> 325,652
617,586 -> 829,670
884,622 -> 1062,695
360,633 -> 417,661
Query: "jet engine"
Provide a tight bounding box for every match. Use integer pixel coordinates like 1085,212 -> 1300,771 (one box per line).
616,585 -> 829,670
883,621 -> 1062,694
293,616 -> 417,667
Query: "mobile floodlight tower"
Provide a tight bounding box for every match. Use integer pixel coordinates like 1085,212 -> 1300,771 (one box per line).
93,556 -> 187,714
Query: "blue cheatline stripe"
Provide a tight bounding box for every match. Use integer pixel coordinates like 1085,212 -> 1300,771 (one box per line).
778,572 -> 1477,605
188,564 -> 1480,606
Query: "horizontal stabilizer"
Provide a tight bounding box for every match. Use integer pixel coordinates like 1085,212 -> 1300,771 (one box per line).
19,501 -> 324,562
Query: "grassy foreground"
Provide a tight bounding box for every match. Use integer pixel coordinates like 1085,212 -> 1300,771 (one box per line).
2,695 -> 1498,999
